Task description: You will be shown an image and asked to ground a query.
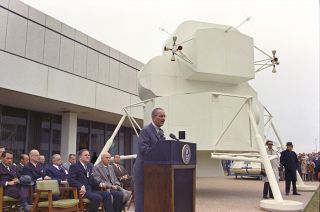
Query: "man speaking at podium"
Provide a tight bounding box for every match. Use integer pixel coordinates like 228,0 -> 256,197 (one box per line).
133,108 -> 166,212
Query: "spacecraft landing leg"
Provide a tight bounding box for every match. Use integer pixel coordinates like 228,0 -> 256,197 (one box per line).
249,107 -> 303,212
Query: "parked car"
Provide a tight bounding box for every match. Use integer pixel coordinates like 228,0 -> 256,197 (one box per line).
231,161 -> 262,179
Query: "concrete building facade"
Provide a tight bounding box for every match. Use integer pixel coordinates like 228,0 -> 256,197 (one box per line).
0,0 -> 143,171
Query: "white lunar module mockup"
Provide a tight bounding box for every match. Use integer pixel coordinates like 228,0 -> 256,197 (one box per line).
98,21 -> 316,211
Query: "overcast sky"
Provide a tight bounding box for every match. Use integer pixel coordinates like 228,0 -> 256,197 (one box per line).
21,0 -> 319,153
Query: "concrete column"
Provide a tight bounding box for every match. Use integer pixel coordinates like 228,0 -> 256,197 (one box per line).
61,112 -> 77,162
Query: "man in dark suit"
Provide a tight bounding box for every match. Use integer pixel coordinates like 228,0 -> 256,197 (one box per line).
112,154 -> 132,189
133,108 -> 166,212
93,152 -> 128,212
67,149 -> 113,212
0,151 -> 31,211
280,142 -> 301,195
21,150 -> 51,182
46,154 -> 68,186
16,154 -> 29,177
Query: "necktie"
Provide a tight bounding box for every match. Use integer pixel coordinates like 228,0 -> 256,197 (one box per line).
116,164 -> 121,171
6,166 -> 10,172
159,128 -> 165,141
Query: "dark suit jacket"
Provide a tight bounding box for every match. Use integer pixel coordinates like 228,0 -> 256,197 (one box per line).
21,162 -> 46,182
46,165 -> 67,185
15,163 -> 24,177
133,123 -> 164,184
112,163 -> 128,180
0,163 -> 19,198
67,161 -> 99,191
280,149 -> 299,180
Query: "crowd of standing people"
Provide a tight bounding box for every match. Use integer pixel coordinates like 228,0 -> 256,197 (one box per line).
298,152 -> 320,182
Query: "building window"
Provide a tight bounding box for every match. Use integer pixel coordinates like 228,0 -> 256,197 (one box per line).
28,112 -> 51,162
51,115 -> 61,155
0,106 -> 27,161
77,119 -> 90,151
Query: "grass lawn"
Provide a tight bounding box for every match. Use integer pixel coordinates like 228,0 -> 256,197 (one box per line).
304,186 -> 320,212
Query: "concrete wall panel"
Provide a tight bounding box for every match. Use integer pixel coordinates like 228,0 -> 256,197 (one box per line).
87,48 -> 99,81
0,0 -> 9,8
5,13 -> 27,56
45,15 -> 61,33
96,84 -> 131,114
9,0 -> 28,17
128,57 -> 137,68
98,42 -> 110,55
26,21 -> 45,62
73,42 -> 87,76
43,29 -> 60,67
109,58 -> 119,88
110,47 -> 119,59
61,24 -> 75,39
88,36 -> 99,49
59,36 -> 74,73
0,8 -> 8,50
0,51 -> 48,96
47,67 -> 96,108
75,30 -> 87,44
98,54 -> 110,84
119,64 -> 136,92
28,6 -> 45,25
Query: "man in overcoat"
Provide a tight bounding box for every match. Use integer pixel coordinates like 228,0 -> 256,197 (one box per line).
280,142 -> 301,195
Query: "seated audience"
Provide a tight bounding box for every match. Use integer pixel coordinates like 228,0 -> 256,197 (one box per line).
0,151 -> 31,211
67,149 -> 113,212
112,154 -> 133,189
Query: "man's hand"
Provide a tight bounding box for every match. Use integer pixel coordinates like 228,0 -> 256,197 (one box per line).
7,180 -> 17,186
120,175 -> 128,181
44,176 -> 51,180
80,185 -> 86,197
60,180 -> 68,185
111,185 -> 119,190
99,182 -> 106,188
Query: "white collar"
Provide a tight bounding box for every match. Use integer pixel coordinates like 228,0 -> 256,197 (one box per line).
53,164 -> 60,169
79,161 -> 87,168
152,122 -> 160,133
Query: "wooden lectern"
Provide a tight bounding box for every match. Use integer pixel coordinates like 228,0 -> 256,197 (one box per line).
144,140 -> 196,212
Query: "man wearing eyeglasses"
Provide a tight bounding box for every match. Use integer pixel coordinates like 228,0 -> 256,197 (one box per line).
261,140 -> 280,199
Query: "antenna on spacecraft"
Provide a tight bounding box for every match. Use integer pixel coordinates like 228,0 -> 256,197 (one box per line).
254,47 -> 280,73
225,16 -> 252,33
160,27 -> 193,64
159,27 -> 171,36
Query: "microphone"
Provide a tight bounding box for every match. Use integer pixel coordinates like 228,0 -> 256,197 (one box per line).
169,133 -> 179,141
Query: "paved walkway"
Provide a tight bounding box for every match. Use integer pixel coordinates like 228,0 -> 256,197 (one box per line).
126,177 -> 319,211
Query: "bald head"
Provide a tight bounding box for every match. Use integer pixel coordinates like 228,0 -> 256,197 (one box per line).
29,149 -> 40,164
51,154 -> 62,165
101,152 -> 111,166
